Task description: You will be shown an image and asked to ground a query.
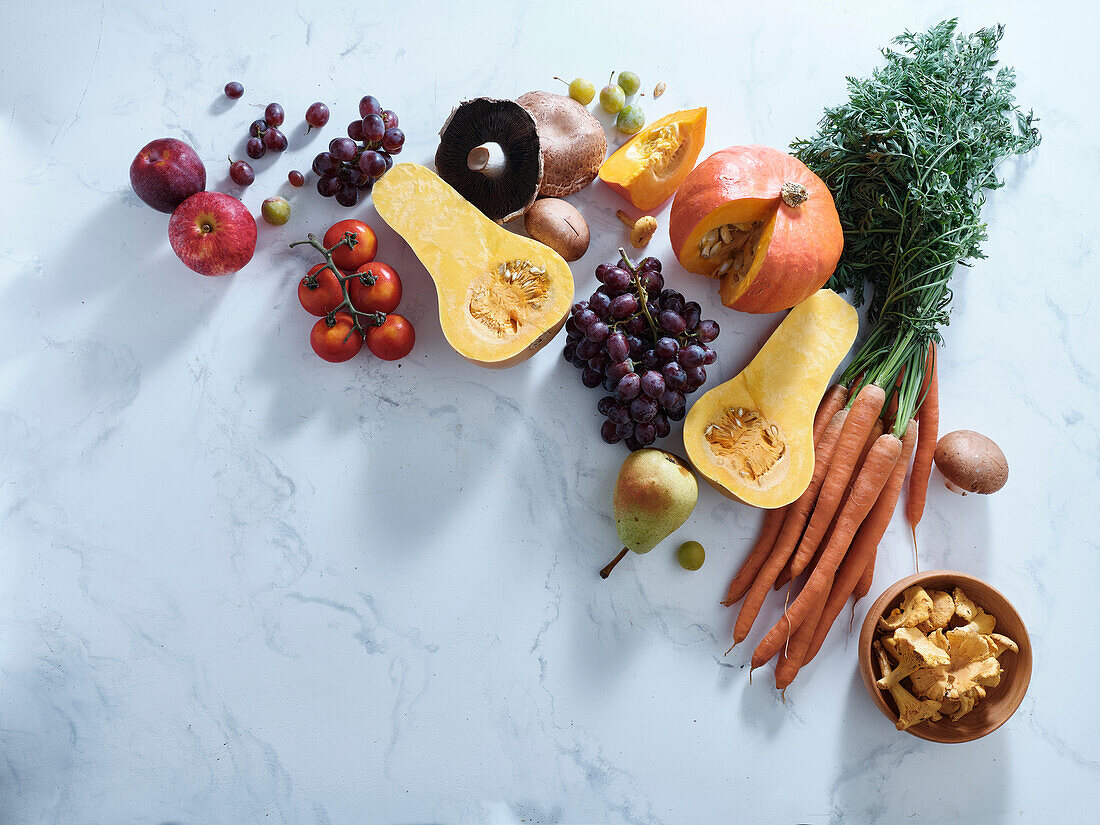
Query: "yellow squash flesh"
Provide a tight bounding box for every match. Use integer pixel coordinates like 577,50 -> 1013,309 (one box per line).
373,163 -> 575,368
683,290 -> 858,508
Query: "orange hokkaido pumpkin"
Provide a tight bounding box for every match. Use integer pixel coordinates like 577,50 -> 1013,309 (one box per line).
598,108 -> 707,211
668,145 -> 843,314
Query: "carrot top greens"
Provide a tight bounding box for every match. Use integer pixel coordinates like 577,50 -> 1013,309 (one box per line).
792,19 -> 1040,435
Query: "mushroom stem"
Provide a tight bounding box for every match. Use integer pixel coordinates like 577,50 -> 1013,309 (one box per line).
467,142 -> 507,178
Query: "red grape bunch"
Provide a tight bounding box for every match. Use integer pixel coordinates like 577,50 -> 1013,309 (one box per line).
246,103 -> 289,159
563,250 -> 720,450
312,94 -> 405,208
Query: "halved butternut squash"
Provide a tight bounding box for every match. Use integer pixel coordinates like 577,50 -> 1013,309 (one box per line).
598,108 -> 707,211
683,290 -> 857,508
373,163 -> 574,368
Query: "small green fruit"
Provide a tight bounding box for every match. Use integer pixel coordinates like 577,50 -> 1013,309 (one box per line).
261,196 -> 290,226
616,71 -> 641,97
600,83 -> 625,114
556,76 -> 595,105
677,541 -> 705,571
616,104 -> 646,135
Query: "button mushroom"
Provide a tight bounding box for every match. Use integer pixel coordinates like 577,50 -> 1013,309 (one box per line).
435,98 -> 544,223
933,429 -> 1009,494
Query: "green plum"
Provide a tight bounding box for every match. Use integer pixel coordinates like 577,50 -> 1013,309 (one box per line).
600,72 -> 625,114
261,196 -> 290,226
677,540 -> 705,571
555,76 -> 595,105
616,104 -> 646,135
617,71 -> 641,97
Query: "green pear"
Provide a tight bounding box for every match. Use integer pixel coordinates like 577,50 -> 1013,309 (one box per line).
600,448 -> 699,578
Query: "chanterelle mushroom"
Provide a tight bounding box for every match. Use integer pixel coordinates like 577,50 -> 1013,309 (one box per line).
879,585 -> 935,631
876,626 -> 951,690
917,589 -> 955,634
875,640 -> 941,731
953,586 -> 996,634
911,627 -> 1007,721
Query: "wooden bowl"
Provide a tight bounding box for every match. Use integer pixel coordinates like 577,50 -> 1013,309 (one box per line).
858,570 -> 1032,743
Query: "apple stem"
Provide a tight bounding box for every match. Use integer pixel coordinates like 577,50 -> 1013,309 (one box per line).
599,547 -> 629,579
291,233 -> 386,339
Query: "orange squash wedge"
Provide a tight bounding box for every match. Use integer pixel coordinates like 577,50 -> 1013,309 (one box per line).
598,108 -> 707,211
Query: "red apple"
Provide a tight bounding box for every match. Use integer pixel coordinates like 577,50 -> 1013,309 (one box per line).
130,138 -> 207,213
168,192 -> 257,276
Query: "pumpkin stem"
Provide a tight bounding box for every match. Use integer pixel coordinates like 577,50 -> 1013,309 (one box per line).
781,181 -> 809,207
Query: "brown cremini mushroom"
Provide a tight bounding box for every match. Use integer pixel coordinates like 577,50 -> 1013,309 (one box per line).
435,98 -> 543,223
933,429 -> 1009,495
516,91 -> 607,198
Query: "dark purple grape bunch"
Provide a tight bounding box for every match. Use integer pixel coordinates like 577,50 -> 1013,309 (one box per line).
563,249 -> 720,451
246,103 -> 289,160
312,94 -> 404,208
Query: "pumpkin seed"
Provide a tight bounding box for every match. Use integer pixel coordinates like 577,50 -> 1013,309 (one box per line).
716,259 -> 733,276
720,224 -> 734,244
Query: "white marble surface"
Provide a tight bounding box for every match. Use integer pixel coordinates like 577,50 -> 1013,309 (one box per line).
2,1 -> 1098,822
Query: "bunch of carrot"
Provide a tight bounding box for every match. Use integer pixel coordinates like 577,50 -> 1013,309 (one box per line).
722,344 -> 939,690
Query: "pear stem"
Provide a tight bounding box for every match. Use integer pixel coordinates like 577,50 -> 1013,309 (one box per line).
600,547 -> 629,579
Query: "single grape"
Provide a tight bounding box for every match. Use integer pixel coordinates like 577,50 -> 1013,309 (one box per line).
229,160 -> 254,186
640,269 -> 664,293
381,151 -> 393,172
594,263 -> 613,283
640,371 -> 665,399
624,315 -> 647,336
606,332 -> 629,363
616,71 -> 641,96
572,300 -> 590,313
246,137 -> 266,160
347,119 -> 365,141
682,301 -> 702,331
264,103 -> 285,127
587,353 -> 609,374
677,541 -> 705,571
634,421 -> 657,446
696,319 -> 720,343
608,403 -> 630,425
362,114 -> 385,142
312,152 -> 338,176
679,344 -> 706,368
306,102 -> 330,129
572,355 -> 588,370
597,396 -> 616,415
702,346 -> 718,366
288,169 -> 305,187
616,104 -> 645,135
626,335 -> 645,358
589,291 -> 611,316
329,138 -> 357,162
662,362 -> 687,390
248,119 -> 267,138
638,256 -> 662,272
581,367 -> 603,388
655,337 -> 679,360
659,389 -> 685,410
358,149 -> 387,177
357,176 -> 375,194
224,81 -> 244,99
605,361 -> 632,387
609,294 -> 638,319
600,82 -> 626,114
665,399 -> 687,422
629,396 -> 658,423
563,341 -> 578,362
335,182 -> 359,207
603,266 -> 631,292
575,338 -> 601,361
347,167 -> 370,186
686,365 -> 707,387
381,128 -> 405,153
615,372 -> 641,402
659,310 -> 687,335
616,421 -> 636,440
575,308 -> 598,330
359,95 -> 382,117
623,435 -> 642,451
661,290 -> 685,313
564,316 -> 580,337
586,321 -> 609,343
652,413 -> 671,439
601,420 -> 622,444
640,349 -> 662,371
317,174 -> 340,197
263,127 -> 288,152
381,109 -> 399,129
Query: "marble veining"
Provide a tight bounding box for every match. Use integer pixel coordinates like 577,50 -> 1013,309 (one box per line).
2,1 -> 1099,823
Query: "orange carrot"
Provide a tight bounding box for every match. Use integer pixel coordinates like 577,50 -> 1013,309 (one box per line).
730,409 -> 847,645
724,385 -> 848,606
774,590 -> 827,690
906,345 -> 939,534
751,431 -> 903,670
803,421 -> 919,663
790,384 -> 886,577
789,416 -> 884,578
